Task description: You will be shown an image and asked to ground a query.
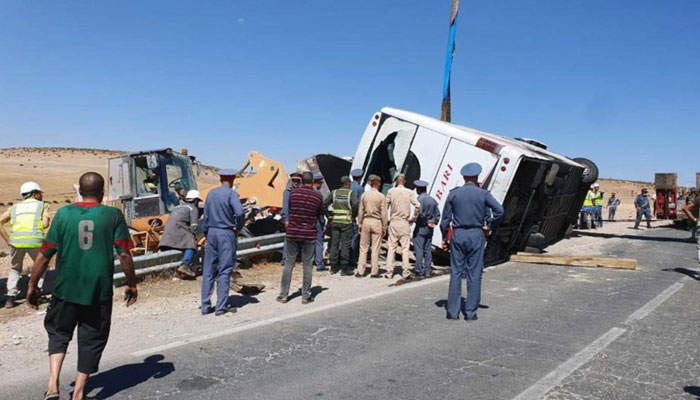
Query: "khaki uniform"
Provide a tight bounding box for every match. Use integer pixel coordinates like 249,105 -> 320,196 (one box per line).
357,188 -> 387,276
386,185 -> 420,277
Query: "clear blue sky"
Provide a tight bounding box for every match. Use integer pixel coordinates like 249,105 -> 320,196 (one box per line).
1,1 -> 698,185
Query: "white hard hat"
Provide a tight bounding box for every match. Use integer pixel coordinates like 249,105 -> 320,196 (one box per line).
592,183 -> 600,188
20,181 -> 42,196
185,190 -> 202,201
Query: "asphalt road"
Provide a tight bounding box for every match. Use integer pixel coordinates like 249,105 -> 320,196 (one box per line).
10,225 -> 700,400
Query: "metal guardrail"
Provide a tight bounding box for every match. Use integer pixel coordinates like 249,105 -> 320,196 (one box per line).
113,233 -> 285,283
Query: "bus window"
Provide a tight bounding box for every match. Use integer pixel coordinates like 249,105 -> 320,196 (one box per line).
363,116 -> 418,194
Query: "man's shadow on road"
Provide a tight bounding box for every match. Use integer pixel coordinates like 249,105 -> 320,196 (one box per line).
435,299 -> 489,312
685,386 -> 700,399
72,354 -> 174,399
287,286 -> 328,301
662,267 -> 700,280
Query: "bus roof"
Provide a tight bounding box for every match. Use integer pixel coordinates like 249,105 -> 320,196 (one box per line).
381,107 -> 583,167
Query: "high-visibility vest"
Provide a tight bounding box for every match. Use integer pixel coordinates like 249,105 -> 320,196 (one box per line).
9,199 -> 45,248
332,188 -> 353,225
583,191 -> 594,207
593,192 -> 604,206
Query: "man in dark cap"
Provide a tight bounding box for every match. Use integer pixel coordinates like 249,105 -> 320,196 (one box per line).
349,168 -> 365,266
440,163 -> 504,321
201,169 -> 245,316
412,180 -> 440,279
325,176 -> 359,275
633,188 -> 653,229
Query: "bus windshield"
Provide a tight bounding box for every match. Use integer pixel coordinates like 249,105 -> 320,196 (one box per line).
362,116 -> 418,193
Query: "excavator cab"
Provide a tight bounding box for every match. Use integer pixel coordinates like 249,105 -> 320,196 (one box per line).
108,148 -> 198,229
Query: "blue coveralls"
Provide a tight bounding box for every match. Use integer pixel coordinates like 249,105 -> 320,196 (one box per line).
201,185 -> 245,315
634,194 -> 652,229
413,193 -> 440,277
440,182 -> 504,320
350,180 -> 365,265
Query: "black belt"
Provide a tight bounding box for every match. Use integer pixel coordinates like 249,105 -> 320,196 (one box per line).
453,225 -> 483,230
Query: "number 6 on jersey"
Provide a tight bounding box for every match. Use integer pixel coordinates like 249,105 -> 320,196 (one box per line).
79,220 -> 94,250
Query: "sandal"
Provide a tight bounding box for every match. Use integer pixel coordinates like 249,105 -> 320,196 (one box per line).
44,391 -> 60,400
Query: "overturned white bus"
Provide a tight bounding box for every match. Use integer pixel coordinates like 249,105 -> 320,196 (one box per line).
350,107 -> 598,265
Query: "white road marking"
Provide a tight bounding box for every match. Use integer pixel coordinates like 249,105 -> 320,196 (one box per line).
624,281 -> 686,324
132,275 -> 451,357
512,327 -> 627,400
513,277 -> 689,400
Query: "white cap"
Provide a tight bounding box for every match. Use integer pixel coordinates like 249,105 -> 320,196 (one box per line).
592,183 -> 600,188
20,181 -> 42,196
185,190 -> 202,201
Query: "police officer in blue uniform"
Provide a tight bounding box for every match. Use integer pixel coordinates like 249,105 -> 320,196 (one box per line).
313,173 -> 327,271
413,180 -> 440,280
440,163 -> 504,321
349,169 -> 365,266
201,169 -> 245,316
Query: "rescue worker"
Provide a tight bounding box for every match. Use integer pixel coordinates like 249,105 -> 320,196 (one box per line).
349,168 -> 365,266
356,175 -> 387,277
158,190 -> 203,280
413,180 -> 440,280
440,163 -> 504,321
607,192 -> 621,221
683,190 -> 700,264
201,169 -> 245,316
385,173 -> 420,279
143,170 -> 159,194
326,176 -> 359,275
0,181 -> 51,308
633,188 -> 653,229
313,173 -> 327,271
26,172 -> 138,400
278,172 -> 324,304
592,183 -> 605,227
281,172 -> 302,266
580,185 -> 595,229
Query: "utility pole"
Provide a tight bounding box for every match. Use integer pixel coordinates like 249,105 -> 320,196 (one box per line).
441,0 -> 459,122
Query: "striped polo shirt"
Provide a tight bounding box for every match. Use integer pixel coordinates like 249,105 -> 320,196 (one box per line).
286,186 -> 323,241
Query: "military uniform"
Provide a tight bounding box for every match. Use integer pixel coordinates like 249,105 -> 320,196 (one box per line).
385,177 -> 420,278
440,163 -> 504,321
357,176 -> 388,276
201,173 -> 245,316
413,180 -> 440,278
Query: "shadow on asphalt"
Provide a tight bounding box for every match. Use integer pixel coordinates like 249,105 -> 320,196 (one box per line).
684,386 -> 700,399
662,267 -> 700,280
227,294 -> 260,309
434,299 -> 489,309
287,286 -> 328,301
576,230 -> 691,244
72,354 -> 174,399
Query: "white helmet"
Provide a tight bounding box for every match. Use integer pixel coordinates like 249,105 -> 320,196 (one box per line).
185,190 -> 202,201
20,181 -> 42,196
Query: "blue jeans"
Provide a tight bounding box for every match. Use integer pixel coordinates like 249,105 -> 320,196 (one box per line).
201,228 -> 236,314
634,208 -> 652,228
182,248 -> 196,265
447,228 -> 486,319
608,206 -> 617,221
595,206 -> 603,227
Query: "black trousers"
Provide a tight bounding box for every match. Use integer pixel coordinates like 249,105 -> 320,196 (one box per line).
44,296 -> 112,374
329,223 -> 353,268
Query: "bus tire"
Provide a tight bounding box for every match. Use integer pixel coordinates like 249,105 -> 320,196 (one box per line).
573,157 -> 599,184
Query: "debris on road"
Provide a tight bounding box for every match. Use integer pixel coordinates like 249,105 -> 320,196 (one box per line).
510,253 -> 637,270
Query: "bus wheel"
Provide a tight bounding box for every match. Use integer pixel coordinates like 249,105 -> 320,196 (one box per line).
573,157 -> 599,184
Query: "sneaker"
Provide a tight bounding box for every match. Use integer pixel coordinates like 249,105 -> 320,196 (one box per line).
4,296 -> 16,309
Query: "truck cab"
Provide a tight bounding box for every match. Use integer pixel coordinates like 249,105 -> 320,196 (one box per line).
351,107 -> 598,265
107,148 -> 198,227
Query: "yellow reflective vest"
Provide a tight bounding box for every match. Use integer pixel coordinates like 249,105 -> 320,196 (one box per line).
593,192 -> 604,206
583,191 -> 594,207
10,199 -> 46,248
332,188 -> 353,225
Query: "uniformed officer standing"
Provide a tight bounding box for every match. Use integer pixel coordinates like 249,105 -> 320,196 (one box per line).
201,169 -> 245,316
440,163 -> 504,321
313,173 -> 327,271
413,180 -> 440,280
356,175 -> 387,277
385,173 -> 420,279
633,188 -> 653,229
349,169 -> 365,266
325,176 -> 359,275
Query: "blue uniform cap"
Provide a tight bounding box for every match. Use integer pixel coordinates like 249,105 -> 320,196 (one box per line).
460,163 -> 482,177
313,173 -> 324,181
218,168 -> 239,177
350,169 -> 363,178
413,180 -> 429,188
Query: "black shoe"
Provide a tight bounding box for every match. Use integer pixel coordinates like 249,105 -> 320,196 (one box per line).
215,309 -> 232,316
276,295 -> 289,304
446,315 -> 459,321
302,297 -> 314,305
201,306 -> 215,315
370,274 -> 382,279
330,267 -> 340,275
341,270 -> 353,276
414,275 -> 425,281
354,272 -> 363,278
4,296 -> 16,309
465,315 -> 478,322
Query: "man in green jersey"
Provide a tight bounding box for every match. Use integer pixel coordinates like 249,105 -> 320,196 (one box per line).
27,172 -> 138,400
